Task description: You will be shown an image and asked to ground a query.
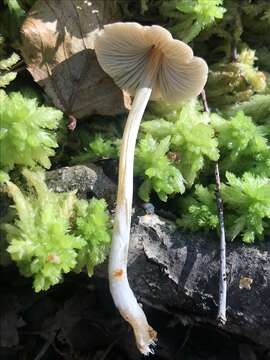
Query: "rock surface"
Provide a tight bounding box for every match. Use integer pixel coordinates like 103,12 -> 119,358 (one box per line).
46,164 -> 116,207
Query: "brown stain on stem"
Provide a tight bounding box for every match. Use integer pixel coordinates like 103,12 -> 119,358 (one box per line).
112,269 -> 124,278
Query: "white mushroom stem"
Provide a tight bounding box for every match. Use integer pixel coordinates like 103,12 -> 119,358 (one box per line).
109,50 -> 162,355
95,21 -> 209,356
109,86 -> 155,355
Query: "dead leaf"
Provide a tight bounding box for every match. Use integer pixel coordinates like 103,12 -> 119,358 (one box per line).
21,0 -> 129,118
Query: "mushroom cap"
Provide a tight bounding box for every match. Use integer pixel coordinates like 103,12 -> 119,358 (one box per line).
94,22 -> 208,102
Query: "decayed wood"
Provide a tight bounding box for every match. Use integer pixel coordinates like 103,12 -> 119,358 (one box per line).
116,214 -> 270,349
20,0 -> 130,118
45,164 -> 270,349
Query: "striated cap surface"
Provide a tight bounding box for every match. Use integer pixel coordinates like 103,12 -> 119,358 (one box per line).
94,22 -> 208,102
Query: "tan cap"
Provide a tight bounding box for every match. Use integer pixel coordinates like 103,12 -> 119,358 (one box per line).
95,22 -> 208,102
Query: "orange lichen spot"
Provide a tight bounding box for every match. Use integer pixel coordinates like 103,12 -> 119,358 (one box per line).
112,269 -> 124,278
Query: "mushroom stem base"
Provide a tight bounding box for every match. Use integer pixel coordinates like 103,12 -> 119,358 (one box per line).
109,85 -> 156,355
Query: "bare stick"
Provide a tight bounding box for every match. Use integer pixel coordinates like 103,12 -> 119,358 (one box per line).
214,162 -> 227,325
201,90 -> 227,326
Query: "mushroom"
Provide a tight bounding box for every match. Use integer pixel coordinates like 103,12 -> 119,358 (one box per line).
94,22 -> 208,355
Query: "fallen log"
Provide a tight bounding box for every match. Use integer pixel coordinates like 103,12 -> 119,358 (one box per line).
122,213 -> 270,349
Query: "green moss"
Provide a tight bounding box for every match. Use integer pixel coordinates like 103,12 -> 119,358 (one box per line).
177,172 -> 270,243
177,184 -> 218,231
4,169 -> 111,291
0,0 -> 36,43
2,0 -> 269,249
212,111 -> 270,177
135,134 -> 185,202
222,172 -> 270,243
74,198 -> 111,276
5,169 -> 83,291
89,134 -> 119,160
0,90 -> 62,172
0,35 -> 20,88
160,0 -> 226,42
206,49 -> 267,107
223,94 -> 270,125
141,100 -> 219,187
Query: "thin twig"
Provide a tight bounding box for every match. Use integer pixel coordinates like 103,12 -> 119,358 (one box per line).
8,59 -> 25,72
201,89 -> 210,113
33,338 -> 53,360
214,162 -> 227,325
201,89 -> 227,326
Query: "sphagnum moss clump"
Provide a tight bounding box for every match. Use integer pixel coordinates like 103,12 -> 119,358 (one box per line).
0,90 -> 62,173
4,169 -> 111,292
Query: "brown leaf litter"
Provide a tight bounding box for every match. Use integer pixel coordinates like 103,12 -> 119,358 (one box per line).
21,0 -> 130,119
